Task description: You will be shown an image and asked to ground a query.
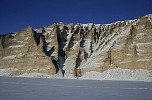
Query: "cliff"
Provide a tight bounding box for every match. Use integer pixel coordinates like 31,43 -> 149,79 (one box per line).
0,14 -> 152,78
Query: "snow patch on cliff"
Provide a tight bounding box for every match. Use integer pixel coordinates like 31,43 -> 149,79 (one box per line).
8,45 -> 25,48
0,68 -> 18,76
2,55 -> 16,60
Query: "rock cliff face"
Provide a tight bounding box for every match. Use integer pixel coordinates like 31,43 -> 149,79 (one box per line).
0,14 -> 152,77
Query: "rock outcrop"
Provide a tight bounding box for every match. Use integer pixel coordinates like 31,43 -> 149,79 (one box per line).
0,14 -> 152,77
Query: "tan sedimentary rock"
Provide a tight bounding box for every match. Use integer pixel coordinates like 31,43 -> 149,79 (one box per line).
0,14 -> 152,77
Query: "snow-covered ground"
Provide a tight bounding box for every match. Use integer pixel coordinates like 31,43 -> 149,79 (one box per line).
80,68 -> 152,81
0,68 -> 152,81
0,76 -> 152,100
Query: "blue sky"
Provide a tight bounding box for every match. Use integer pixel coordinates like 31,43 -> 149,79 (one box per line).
0,0 -> 152,34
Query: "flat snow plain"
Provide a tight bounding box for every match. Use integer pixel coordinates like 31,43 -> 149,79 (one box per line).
0,76 -> 152,100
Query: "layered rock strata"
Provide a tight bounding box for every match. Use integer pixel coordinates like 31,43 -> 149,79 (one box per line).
0,14 -> 152,77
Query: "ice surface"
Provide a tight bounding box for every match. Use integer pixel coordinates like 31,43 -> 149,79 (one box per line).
0,76 -> 152,100
136,42 -> 152,48
18,73 -> 52,78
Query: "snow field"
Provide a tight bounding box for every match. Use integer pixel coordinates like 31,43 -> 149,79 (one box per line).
0,68 -> 151,81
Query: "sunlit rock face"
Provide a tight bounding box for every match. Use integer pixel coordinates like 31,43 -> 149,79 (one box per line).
0,14 -> 152,77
